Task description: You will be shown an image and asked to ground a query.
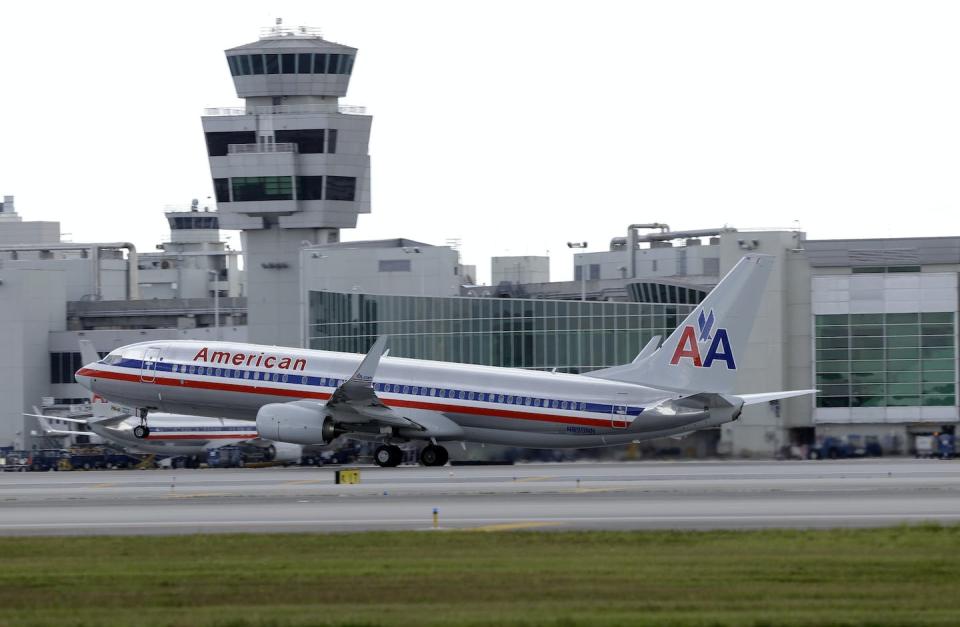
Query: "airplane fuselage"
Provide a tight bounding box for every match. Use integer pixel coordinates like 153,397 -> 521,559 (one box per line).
78,340 -> 738,448
90,414 -> 260,457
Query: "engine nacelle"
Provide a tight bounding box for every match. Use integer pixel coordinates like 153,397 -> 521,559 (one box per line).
256,403 -> 336,445
267,441 -> 303,462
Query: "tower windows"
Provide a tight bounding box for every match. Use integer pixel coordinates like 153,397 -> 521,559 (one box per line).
226,53 -> 354,77
213,178 -> 230,203
326,176 -> 356,201
313,53 -> 328,74
328,54 -> 342,74
275,129 -> 325,154
265,54 -> 280,74
297,176 -> 324,200
220,176 -> 356,202
297,53 -> 312,74
327,129 -> 338,153
205,131 -> 257,157
231,177 -> 294,202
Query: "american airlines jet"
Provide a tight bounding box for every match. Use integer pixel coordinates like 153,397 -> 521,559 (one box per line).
75,255 -> 813,467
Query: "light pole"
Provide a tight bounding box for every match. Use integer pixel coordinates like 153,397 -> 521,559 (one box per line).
208,270 -> 220,340
567,241 -> 588,301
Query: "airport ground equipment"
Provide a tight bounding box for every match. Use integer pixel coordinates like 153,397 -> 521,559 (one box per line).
207,446 -> 244,468
334,468 -> 361,484
808,436 -> 882,460
936,433 -> 956,459
28,449 -> 69,471
0,450 -> 29,471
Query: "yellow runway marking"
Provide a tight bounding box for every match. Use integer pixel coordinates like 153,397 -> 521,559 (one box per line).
468,521 -> 563,532
570,487 -> 624,494
165,492 -> 228,499
512,476 -> 550,483
92,483 -> 115,489
284,479 -> 325,485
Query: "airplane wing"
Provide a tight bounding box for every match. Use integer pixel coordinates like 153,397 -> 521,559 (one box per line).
260,336 -> 464,442
24,413 -> 89,425
26,414 -> 86,438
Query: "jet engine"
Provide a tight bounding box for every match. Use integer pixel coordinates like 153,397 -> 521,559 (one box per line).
256,403 -> 337,445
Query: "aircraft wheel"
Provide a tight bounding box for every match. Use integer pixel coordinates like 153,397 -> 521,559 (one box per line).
419,444 -> 449,467
133,425 -> 150,439
374,445 -> 403,468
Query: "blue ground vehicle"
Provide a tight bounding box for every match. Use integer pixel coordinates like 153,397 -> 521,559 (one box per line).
207,446 -> 244,468
809,435 -> 882,460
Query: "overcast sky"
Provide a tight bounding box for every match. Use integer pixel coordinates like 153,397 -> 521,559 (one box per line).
1,1 -> 959,283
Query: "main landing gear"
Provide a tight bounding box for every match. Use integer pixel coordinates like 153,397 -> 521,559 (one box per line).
373,443 -> 450,467
133,408 -> 151,439
373,445 -> 403,468
418,444 -> 449,467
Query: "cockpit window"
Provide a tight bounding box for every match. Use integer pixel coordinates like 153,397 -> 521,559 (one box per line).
102,354 -> 123,365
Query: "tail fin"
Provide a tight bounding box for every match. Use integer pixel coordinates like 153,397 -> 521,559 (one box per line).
78,339 -> 100,367
585,254 -> 774,393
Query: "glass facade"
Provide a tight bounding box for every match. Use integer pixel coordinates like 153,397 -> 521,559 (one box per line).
815,312 -> 957,408
227,53 -> 354,77
308,292 -> 693,373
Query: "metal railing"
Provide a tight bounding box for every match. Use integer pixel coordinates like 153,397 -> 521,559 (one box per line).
227,142 -> 298,154
203,104 -> 367,117
260,25 -> 323,39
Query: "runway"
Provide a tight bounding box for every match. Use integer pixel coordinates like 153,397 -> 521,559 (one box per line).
2,459 -> 960,535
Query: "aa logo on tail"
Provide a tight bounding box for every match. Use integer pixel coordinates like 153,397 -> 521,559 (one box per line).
669,309 -> 736,369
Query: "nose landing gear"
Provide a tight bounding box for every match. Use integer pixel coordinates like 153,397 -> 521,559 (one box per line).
133,408 -> 151,439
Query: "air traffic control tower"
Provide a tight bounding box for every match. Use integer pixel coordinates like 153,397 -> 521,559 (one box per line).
202,23 -> 372,347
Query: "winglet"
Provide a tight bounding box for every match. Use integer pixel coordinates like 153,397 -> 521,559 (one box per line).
350,335 -> 390,385
330,336 -> 391,406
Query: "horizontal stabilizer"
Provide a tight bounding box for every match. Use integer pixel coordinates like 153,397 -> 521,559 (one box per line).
735,389 -> 817,406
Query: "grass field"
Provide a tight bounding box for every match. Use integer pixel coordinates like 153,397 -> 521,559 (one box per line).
1,526 -> 960,626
